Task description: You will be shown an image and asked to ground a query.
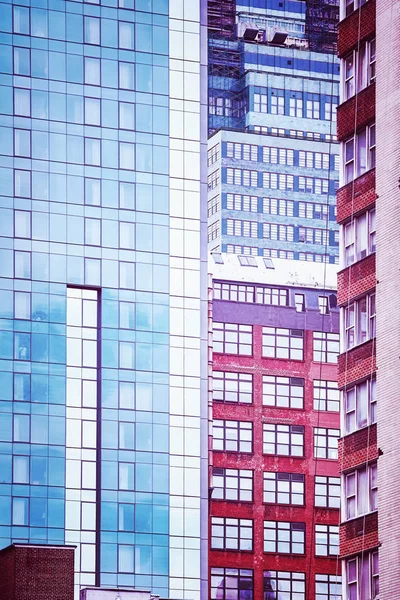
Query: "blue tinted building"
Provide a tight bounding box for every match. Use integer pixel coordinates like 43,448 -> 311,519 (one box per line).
0,1 -> 208,599
207,0 -> 340,263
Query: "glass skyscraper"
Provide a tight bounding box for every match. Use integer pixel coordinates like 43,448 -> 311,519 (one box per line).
0,2 -> 208,599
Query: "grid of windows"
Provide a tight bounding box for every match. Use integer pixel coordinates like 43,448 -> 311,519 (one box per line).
262,375 -> 304,409
262,172 -> 294,190
213,371 -> 253,404
263,424 -> 304,457
208,144 -> 220,166
262,198 -> 294,216
212,467 -> 253,502
213,323 -> 252,355
226,193 -> 258,212
208,222 -> 220,243
208,170 -> 220,191
315,524 -> 339,556
264,521 -> 305,554
299,150 -> 330,170
211,517 -> 253,551
213,282 -> 288,306
262,327 -> 304,360
226,219 -> 258,238
299,201 -> 330,220
263,248 -> 295,260
226,244 -> 258,256
213,420 -> 253,453
264,472 -> 305,505
315,574 -> 342,600
226,142 -> 258,161
346,552 -> 379,600
211,568 -> 253,600
343,293 -> 376,350
345,463 -> 377,520
298,176 -> 329,195
313,332 -> 340,363
262,146 -> 294,166
313,380 -> 340,412
263,223 -> 294,242
208,195 -> 220,217
226,168 -> 258,187
264,571 -> 305,600
315,476 -> 341,508
299,227 -> 329,245
344,378 -> 376,433
342,39 -> 375,100
314,428 -> 340,459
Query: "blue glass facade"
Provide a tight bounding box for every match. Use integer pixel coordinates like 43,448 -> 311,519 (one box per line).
0,1 -> 208,599
207,0 -> 340,263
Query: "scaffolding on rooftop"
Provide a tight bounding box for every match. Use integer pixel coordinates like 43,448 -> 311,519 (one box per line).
305,0 -> 339,54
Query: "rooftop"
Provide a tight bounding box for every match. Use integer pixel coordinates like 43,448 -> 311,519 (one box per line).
209,253 -> 338,290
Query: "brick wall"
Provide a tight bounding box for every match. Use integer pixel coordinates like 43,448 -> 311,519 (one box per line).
337,254 -> 376,306
0,544 -> 75,600
337,339 -> 376,388
340,512 -> 379,557
336,83 -> 375,141
338,0 -> 376,57
338,424 -> 378,472
336,169 -> 376,224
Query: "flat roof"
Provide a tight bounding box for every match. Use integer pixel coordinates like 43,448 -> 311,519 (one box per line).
209,253 -> 338,291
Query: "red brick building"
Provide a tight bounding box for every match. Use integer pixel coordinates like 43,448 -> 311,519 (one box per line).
209,254 -> 341,600
336,0 -> 378,595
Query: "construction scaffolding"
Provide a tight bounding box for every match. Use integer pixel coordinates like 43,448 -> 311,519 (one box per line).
208,0 -> 236,39
305,0 -> 339,54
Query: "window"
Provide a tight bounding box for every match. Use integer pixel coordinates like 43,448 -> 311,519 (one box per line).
263,424 -> 304,457
226,193 -> 258,212
298,176 -> 329,195
313,380 -> 340,412
299,227 -> 329,245
211,517 -> 253,551
208,170 -> 219,191
342,208 -> 376,266
315,574 -> 342,600
262,198 -> 294,216
14,251 -> 31,279
315,476 -> 341,508
213,323 -> 252,355
313,332 -> 340,363
263,375 -> 304,409
306,95 -> 320,119
264,521 -> 305,554
14,47 -> 30,76
324,102 -> 337,122
84,16 -> 100,44
226,142 -> 258,161
262,147 -> 294,166
264,572 -> 305,599
84,57 -> 100,85
208,196 -> 219,217
211,568 -> 253,600
262,327 -> 304,361
119,102 -> 135,130
256,287 -> 288,305
119,62 -> 134,89
212,467 -> 253,502
345,463 -> 377,520
343,293 -> 376,350
289,95 -> 303,117
208,222 -> 219,243
298,201 -> 329,220
119,21 -> 135,49
262,172 -> 294,190
226,168 -> 258,187
214,282 -> 255,302
271,90 -> 285,115
213,371 -> 252,404
314,428 -> 340,459
344,378 -> 376,433
119,142 -> 135,170
15,129 -> 31,158
263,223 -> 294,242
14,88 -> 31,117
85,138 -> 101,166
342,124 -> 376,184
264,472 -> 305,505
294,293 -> 305,312
318,296 -> 330,315
85,97 -> 100,126
213,420 -> 253,453
238,255 -> 257,267
346,552 -> 379,600
342,40 -> 376,100
315,524 -> 339,556
208,144 -> 220,166
254,88 -> 268,113
226,219 -> 258,238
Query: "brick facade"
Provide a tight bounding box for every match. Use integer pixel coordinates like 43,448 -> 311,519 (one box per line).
0,544 -> 75,600
336,169 -> 376,224
337,83 -> 376,141
337,253 -> 376,306
338,0 -> 376,57
210,274 -> 340,600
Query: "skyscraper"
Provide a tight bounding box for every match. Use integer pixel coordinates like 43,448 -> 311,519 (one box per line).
0,2 -> 208,599
207,0 -> 341,263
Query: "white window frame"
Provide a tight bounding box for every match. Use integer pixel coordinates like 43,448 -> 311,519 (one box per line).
343,377 -> 376,434
345,551 -> 379,600
341,293 -> 376,351
344,463 -> 378,521
341,124 -> 375,185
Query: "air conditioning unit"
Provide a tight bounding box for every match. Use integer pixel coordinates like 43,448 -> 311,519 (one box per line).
238,22 -> 266,42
